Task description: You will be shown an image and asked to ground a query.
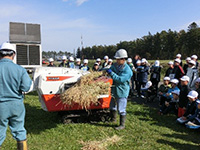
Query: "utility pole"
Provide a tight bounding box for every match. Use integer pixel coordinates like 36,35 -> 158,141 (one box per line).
81,35 -> 84,59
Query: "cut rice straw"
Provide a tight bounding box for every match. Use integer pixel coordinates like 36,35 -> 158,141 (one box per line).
60,71 -> 111,110
80,135 -> 121,150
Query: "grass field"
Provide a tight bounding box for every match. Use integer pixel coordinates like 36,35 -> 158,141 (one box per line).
2,92 -> 200,150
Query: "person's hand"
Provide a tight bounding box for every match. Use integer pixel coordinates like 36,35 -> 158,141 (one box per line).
106,69 -> 112,74
165,101 -> 169,106
181,116 -> 187,120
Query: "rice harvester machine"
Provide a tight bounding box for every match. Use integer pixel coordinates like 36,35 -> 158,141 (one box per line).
32,67 -> 113,123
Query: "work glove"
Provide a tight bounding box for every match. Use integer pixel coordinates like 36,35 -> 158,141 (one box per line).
106,69 -> 112,74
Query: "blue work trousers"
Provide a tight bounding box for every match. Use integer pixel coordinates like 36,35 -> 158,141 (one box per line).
110,97 -> 127,116
0,100 -> 26,146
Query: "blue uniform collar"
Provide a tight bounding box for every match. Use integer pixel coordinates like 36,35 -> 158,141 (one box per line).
0,58 -> 13,62
114,62 -> 126,72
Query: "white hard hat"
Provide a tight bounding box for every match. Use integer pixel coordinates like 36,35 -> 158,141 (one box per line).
176,54 -> 181,58
191,55 -> 198,59
141,58 -> 147,63
187,90 -> 198,99
180,75 -> 190,82
69,56 -> 74,61
164,77 -> 170,81
83,59 -> 88,64
154,60 -> 160,66
104,56 -> 109,60
108,59 -> 113,62
172,90 -> 180,96
76,58 -> 81,62
136,60 -> 141,64
195,77 -> 200,83
49,58 -> 54,62
186,57 -> 191,61
114,49 -> 128,59
96,58 -> 101,62
170,79 -> 179,85
142,81 -> 152,89
174,58 -> 181,64
62,55 -> 67,60
168,61 -> 174,65
0,42 -> 16,53
189,60 -> 196,65
94,62 -> 99,66
127,58 -> 132,63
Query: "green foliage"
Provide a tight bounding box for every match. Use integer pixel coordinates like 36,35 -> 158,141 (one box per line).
77,22 -> 200,60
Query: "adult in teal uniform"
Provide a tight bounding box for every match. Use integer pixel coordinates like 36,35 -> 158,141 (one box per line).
106,49 -> 133,130
0,42 -> 32,150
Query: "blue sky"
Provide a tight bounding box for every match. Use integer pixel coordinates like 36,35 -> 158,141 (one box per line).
0,0 -> 200,52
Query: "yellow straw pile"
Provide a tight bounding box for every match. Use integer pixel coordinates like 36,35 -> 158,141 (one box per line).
60,72 -> 111,110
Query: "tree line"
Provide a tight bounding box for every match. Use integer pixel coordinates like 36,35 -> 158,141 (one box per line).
76,22 -> 200,60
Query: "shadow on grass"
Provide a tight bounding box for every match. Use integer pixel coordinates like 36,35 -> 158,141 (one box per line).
131,97 -> 200,147
157,139 -> 200,150
25,103 -> 60,134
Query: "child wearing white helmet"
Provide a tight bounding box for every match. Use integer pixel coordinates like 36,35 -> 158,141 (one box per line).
185,100 -> 200,129
103,59 -> 113,69
186,60 -> 198,90
75,58 -> 81,69
173,59 -> 184,82
67,56 -> 75,68
177,90 -> 199,124
160,90 -> 180,115
80,59 -> 90,71
176,54 -> 182,66
191,55 -> 199,69
178,76 -> 190,117
136,58 -> 150,98
183,57 -> 191,74
163,79 -> 180,104
92,62 -> 100,72
59,55 -> 68,67
96,58 -> 101,66
158,77 -> 171,106
165,61 -> 174,79
150,60 -> 161,93
47,58 -> 56,67
102,56 -> 109,68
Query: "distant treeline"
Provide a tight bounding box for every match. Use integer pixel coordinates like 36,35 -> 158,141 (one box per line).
76,22 -> 200,60
42,51 -> 73,60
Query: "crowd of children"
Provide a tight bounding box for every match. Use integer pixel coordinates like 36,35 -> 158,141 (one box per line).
123,53 -> 200,129
47,53 -> 200,129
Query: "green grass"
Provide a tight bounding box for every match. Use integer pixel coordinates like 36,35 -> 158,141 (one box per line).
2,92 -> 199,150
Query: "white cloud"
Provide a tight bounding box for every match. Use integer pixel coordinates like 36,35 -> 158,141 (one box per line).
0,5 -> 23,18
76,0 -> 89,6
62,0 -> 89,6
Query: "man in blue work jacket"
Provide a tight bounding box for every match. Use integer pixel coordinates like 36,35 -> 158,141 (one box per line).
106,49 -> 133,130
0,42 -> 32,150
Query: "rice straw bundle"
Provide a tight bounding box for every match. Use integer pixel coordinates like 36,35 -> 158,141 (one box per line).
80,135 -> 121,150
60,71 -> 111,110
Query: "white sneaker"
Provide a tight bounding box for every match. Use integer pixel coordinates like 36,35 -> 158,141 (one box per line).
140,95 -> 145,99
